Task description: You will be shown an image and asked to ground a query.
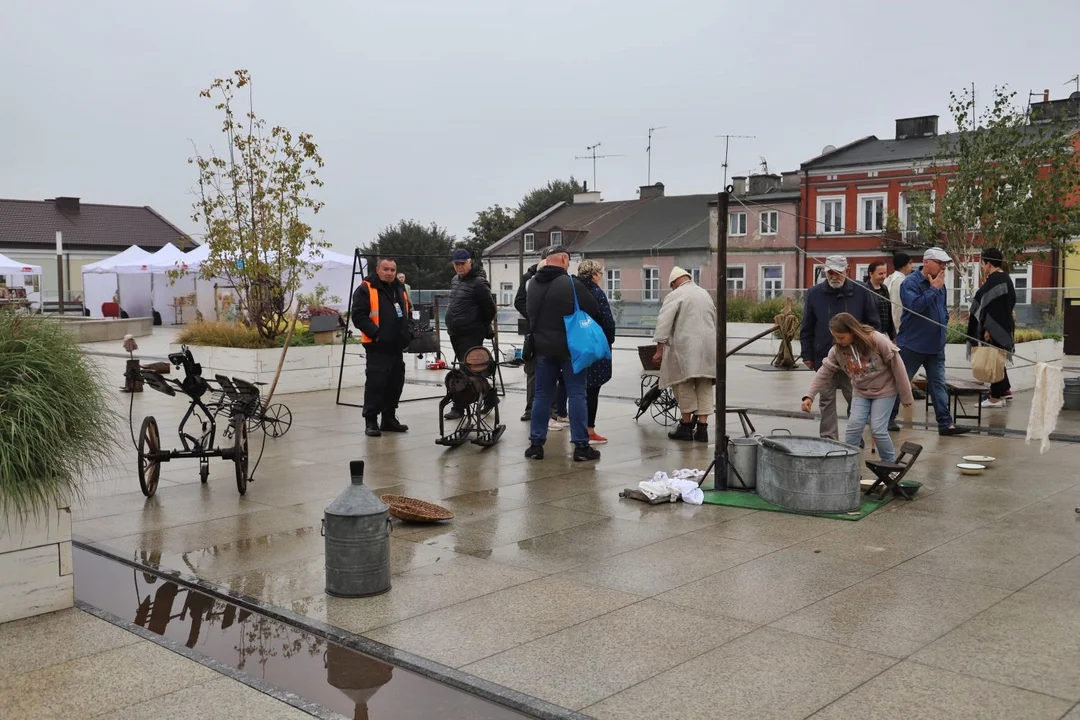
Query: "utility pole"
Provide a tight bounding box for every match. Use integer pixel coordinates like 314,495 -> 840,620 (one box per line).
715,134 -> 755,188
575,142 -> 623,191
646,126 -> 667,185
701,186 -> 732,490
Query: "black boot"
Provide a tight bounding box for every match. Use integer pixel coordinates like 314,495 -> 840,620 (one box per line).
668,421 -> 695,441
693,422 -> 709,443
364,417 -> 381,437
380,415 -> 409,433
444,407 -> 464,420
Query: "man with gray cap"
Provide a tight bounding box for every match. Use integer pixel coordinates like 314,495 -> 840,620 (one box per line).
890,247 -> 969,435
800,255 -> 881,440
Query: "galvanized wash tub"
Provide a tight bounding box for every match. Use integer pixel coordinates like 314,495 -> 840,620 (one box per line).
756,434 -> 862,513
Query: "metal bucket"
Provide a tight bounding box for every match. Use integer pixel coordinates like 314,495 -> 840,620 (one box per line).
1064,378 -> 1080,412
756,433 -> 862,513
727,436 -> 759,489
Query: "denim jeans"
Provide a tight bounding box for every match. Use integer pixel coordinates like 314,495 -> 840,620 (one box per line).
530,355 -> 588,446
555,380 -> 568,418
847,395 -> 897,462
891,348 -> 953,430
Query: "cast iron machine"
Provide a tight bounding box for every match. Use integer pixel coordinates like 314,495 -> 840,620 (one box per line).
435,346 -> 511,448
136,346 -> 252,497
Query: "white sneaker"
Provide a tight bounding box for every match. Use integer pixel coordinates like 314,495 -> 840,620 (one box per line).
548,419 -> 565,431
980,399 -> 1006,408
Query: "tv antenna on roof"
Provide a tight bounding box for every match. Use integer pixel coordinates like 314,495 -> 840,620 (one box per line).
715,133 -> 755,187
575,142 -> 623,191
646,126 -> 667,185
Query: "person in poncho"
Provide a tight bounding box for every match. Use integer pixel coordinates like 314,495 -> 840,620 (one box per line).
966,248 -> 1016,408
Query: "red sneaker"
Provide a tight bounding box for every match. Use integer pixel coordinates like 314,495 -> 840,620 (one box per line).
588,432 -> 608,444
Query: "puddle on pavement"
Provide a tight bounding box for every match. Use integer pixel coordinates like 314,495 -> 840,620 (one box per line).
73,547 -> 532,719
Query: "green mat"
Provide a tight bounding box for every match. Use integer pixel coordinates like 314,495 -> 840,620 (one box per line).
701,487 -> 892,521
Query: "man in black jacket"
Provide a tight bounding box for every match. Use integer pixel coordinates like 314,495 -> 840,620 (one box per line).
352,257 -> 413,437
800,255 -> 881,440
444,247 -> 497,419
524,246 -> 602,462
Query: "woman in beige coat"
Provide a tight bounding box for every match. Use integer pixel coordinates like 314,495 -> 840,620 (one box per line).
653,267 -> 717,442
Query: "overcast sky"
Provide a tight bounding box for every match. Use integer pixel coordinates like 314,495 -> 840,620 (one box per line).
3,0 -> 1079,252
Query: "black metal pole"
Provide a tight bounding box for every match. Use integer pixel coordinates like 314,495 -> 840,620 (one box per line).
714,188 -> 731,490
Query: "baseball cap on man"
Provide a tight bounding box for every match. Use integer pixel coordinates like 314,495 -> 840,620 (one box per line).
541,245 -> 569,259
451,248 -> 471,262
824,255 -> 848,274
923,247 -> 952,263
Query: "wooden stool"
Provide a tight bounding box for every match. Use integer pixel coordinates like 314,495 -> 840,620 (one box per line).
865,442 -> 923,500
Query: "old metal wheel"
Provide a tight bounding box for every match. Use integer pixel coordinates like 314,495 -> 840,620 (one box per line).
262,403 -> 292,438
651,389 -> 680,427
233,414 -> 249,496
138,416 -> 161,497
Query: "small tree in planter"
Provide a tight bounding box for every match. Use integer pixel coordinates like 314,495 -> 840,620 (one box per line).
183,69 -> 329,344
0,313 -> 113,621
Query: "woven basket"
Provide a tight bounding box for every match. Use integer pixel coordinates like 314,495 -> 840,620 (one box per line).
381,495 -> 454,523
638,345 -> 660,371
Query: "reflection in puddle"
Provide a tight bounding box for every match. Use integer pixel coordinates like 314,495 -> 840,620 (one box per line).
74,547 -> 531,719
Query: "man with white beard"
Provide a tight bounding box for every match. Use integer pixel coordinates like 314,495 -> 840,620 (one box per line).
800,255 -> 882,440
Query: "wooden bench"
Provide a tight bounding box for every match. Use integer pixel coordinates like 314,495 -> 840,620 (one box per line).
912,376 -> 987,427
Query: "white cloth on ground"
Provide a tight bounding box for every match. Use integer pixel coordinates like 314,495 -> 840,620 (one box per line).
1026,362 -> 1064,454
638,470 -> 705,505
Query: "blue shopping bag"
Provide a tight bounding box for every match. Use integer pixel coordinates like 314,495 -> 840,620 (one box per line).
564,277 -> 612,374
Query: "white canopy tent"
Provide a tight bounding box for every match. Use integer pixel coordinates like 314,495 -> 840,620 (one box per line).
81,245 -> 154,318
0,252 -> 43,276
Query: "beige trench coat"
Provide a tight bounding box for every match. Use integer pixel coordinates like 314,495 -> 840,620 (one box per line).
652,281 -> 717,389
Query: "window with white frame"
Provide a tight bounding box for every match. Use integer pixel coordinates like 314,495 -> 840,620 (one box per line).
813,264 -> 828,285
761,266 -> 784,299
859,194 -> 886,233
760,211 -> 779,235
643,267 -> 660,301
945,264 -> 978,308
688,267 -> 701,285
499,282 -> 514,306
726,266 -> 746,292
550,231 -> 562,245
818,198 -> 844,234
1012,263 -> 1031,304
523,233 -> 535,252
856,263 -> 870,282
605,268 -> 621,296
728,212 -> 747,236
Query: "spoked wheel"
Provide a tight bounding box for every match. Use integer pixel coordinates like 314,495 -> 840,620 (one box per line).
233,414 -> 249,495
651,389 -> 680,427
138,416 -> 161,498
261,403 -> 292,438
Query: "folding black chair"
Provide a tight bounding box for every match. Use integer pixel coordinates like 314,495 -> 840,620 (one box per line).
864,442 -> 923,500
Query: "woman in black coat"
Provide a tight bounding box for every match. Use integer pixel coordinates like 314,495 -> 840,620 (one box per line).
577,260 -> 617,443
966,248 -> 1016,407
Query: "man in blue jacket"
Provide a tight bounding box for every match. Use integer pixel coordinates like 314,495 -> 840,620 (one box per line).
800,255 -> 881,440
890,247 -> 969,436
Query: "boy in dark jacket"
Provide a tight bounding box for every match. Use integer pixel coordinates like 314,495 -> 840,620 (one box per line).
352,257 -> 413,437
800,255 -> 881,440
524,246 -> 602,462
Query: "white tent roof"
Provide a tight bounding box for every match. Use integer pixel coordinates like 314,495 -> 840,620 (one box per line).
0,252 -> 42,275
300,248 -> 355,269
146,243 -> 189,273
183,243 -> 210,270
82,245 -> 154,275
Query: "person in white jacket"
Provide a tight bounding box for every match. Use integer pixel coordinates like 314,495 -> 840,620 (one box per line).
883,252 -> 912,332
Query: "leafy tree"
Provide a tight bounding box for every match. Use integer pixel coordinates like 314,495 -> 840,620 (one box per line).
464,204 -> 517,258
365,220 -> 456,289
514,177 -> 584,227
905,85 -> 1080,307
183,69 -> 328,342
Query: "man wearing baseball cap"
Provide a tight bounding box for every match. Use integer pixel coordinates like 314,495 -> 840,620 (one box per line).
799,254 -> 881,440
891,247 -> 969,435
443,247 -> 497,419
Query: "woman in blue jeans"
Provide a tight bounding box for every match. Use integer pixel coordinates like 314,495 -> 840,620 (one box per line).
800,313 -> 914,461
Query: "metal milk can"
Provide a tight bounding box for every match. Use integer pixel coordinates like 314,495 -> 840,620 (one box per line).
323,460 -> 391,597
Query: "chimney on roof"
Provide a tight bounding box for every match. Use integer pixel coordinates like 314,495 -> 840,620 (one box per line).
1044,89 -> 1050,103
731,175 -> 748,195
781,171 -> 799,190
748,174 -> 781,196
895,116 -> 939,140
639,182 -> 665,200
573,191 -> 603,205
53,197 -> 81,214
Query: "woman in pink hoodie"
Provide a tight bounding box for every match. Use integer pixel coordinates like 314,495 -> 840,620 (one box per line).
801,312 -> 914,462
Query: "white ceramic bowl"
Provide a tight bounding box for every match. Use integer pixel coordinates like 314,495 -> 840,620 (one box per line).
962,455 -> 996,464
957,463 -> 986,476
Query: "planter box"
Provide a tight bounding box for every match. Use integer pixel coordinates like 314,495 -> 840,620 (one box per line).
0,498 -> 73,624
53,316 -> 154,343
170,343 -> 364,395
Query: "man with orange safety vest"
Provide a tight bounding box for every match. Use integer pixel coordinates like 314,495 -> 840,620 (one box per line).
352,257 -> 414,437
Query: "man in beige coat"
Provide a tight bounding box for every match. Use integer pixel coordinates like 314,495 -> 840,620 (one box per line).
652,267 -> 717,442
